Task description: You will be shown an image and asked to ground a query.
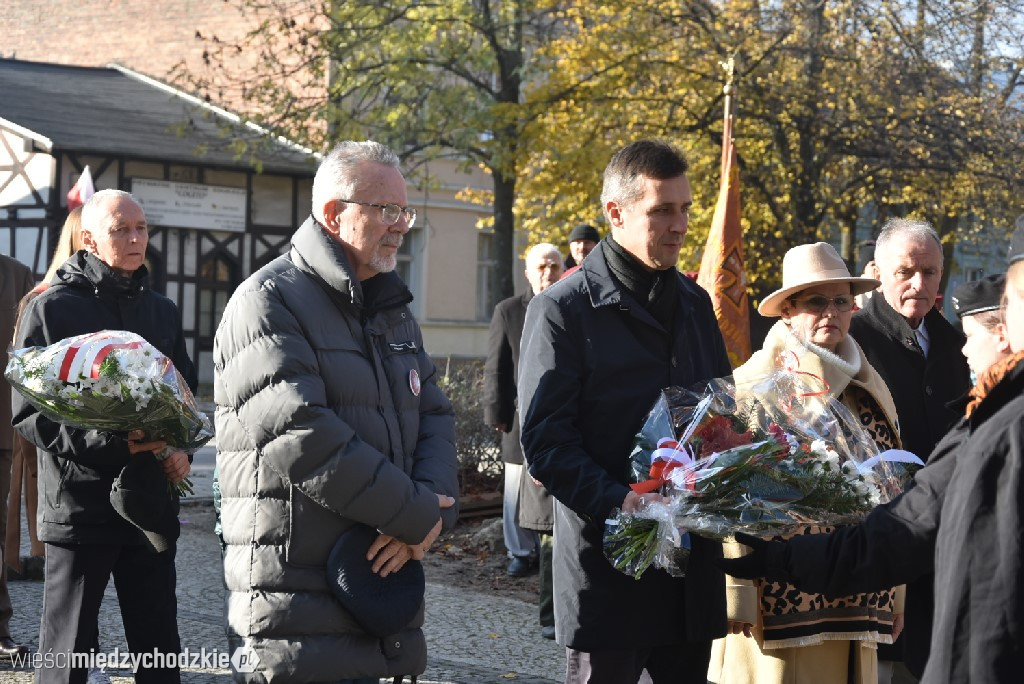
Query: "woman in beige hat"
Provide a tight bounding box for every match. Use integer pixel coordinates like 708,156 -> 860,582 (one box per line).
708,242 -> 903,684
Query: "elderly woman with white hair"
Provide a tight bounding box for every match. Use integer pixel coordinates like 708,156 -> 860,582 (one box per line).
709,242 -> 903,684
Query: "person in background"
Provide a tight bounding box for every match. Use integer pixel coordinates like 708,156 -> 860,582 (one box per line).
950,274 -> 1009,384
719,273 -> 1013,682
709,242 -> 900,684
562,224 -> 600,276
484,243 -> 561,634
848,218 -> 969,683
484,243 -> 561,580
7,207 -> 85,580
519,139 -> 731,683
0,252 -> 35,658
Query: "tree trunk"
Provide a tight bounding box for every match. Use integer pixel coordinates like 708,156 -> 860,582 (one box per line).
791,0 -> 826,246
492,172 -> 517,303
970,0 -> 989,95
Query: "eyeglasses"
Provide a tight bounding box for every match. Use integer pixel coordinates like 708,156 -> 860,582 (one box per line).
339,199 -> 417,228
790,294 -> 855,314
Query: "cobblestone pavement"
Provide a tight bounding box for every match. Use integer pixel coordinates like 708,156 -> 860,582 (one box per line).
0,446 -> 564,683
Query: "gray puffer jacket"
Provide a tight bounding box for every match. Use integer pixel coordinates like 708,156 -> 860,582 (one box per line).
214,217 -> 459,683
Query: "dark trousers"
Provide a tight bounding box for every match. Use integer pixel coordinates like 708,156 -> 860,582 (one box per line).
0,448 -> 13,637
565,640 -> 712,684
37,542 -> 181,684
539,533 -> 554,628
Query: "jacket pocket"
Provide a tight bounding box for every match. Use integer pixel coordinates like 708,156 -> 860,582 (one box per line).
44,457 -> 72,514
285,484 -> 347,568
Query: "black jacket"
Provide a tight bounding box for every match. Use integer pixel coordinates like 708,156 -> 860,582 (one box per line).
12,251 -> 196,546
518,244 -> 732,650
925,360 -> 1024,683
483,290 -> 531,465
759,411 -> 968,677
849,295 -> 970,461
848,296 -> 970,663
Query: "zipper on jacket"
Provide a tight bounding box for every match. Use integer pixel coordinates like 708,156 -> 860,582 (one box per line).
363,325 -> 397,460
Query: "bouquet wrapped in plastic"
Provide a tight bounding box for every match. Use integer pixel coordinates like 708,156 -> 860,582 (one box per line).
6,330 -> 213,494
605,353 -> 923,579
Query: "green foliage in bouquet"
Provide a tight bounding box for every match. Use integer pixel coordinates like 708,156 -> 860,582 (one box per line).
6,331 -> 213,496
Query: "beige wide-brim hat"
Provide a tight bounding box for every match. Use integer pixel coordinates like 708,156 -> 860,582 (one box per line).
758,242 -> 880,317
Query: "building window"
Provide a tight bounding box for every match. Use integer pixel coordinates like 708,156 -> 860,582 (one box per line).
198,254 -> 237,340
965,268 -> 985,282
395,224 -> 423,317
477,231 -> 499,321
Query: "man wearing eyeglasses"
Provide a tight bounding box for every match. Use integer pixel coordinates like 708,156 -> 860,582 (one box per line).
847,217 -> 970,684
214,140 -> 458,684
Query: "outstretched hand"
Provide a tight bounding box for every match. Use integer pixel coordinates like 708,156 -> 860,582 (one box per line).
717,532 -> 779,580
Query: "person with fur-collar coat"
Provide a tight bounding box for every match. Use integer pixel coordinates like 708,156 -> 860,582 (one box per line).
709,242 -> 904,684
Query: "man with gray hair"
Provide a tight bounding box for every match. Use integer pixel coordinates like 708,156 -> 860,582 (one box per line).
848,217 -> 970,683
519,140 -> 730,683
483,242 -> 562,637
14,189 -> 195,684
214,140 -> 458,683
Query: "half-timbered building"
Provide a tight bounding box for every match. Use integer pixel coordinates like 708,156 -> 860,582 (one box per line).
1,59 -> 504,384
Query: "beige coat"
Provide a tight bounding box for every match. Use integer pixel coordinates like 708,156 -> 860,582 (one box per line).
709,321 -> 904,684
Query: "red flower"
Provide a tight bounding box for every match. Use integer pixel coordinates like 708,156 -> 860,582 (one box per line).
694,416 -> 753,456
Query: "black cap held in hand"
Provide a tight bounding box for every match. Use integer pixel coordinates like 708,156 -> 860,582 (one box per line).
326,523 -> 425,638
109,452 -> 180,553
951,274 -> 1006,319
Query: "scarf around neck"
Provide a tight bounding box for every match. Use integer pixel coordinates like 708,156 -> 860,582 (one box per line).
601,235 -> 677,328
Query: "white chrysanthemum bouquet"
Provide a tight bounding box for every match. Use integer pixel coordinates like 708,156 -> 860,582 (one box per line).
6,330 -> 213,494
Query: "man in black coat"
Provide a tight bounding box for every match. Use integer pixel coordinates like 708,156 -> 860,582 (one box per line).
13,190 -> 194,684
483,242 -> 562,634
848,218 -> 970,682
519,140 -> 731,684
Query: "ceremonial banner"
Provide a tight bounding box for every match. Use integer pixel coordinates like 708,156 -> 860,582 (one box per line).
698,87 -> 751,367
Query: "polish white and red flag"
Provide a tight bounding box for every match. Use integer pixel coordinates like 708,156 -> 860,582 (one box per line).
66,166 -> 95,211
57,331 -> 144,382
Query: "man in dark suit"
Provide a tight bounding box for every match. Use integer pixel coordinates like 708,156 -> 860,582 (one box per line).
848,217 -> 970,684
483,243 -> 562,585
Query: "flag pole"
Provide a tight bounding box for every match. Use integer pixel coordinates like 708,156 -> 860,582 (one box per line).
721,56 -> 735,178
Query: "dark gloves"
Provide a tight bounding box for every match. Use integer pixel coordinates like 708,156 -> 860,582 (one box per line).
717,532 -> 789,581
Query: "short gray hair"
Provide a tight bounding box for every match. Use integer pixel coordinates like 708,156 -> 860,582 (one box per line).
311,140 -> 400,221
81,189 -> 141,232
875,218 -> 944,261
525,242 -> 562,267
